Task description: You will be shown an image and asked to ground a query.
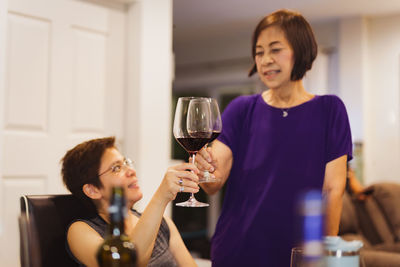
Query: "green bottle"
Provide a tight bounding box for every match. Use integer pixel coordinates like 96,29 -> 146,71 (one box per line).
97,186 -> 137,267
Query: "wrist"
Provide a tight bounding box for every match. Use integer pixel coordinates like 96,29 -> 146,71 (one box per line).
152,189 -> 170,207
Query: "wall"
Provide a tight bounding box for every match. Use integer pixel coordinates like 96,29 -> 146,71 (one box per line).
125,0 -> 173,212
338,17 -> 367,143
0,0 -> 8,238
0,0 -> 128,264
364,14 -> 400,184
337,14 -> 400,184
0,0 -> 173,264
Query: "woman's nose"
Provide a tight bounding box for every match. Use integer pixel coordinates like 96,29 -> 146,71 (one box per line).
124,166 -> 136,177
262,53 -> 273,65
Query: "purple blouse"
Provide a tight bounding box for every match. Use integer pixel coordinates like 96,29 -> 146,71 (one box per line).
211,94 -> 352,267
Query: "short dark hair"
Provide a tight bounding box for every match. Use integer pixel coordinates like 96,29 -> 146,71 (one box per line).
61,137 -> 116,212
248,9 -> 318,80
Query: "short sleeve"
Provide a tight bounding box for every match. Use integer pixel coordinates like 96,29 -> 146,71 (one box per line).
325,96 -> 353,163
218,95 -> 253,155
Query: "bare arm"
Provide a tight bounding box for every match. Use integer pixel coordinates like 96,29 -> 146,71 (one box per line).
323,155 -> 347,236
67,221 -> 104,267
165,216 -> 198,267
127,163 -> 200,267
196,140 -> 233,195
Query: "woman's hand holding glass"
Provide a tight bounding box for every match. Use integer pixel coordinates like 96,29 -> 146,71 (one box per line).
194,146 -> 218,181
154,163 -> 200,205
199,98 -> 222,183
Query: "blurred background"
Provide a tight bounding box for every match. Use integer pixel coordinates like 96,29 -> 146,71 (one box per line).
1,0 -> 400,265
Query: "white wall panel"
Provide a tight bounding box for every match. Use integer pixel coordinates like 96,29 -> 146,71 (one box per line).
104,9 -> 125,139
364,14 -> 400,184
126,0 -> 173,210
2,134 -> 49,176
0,0 -> 130,265
70,0 -> 109,33
0,0 -> 8,241
1,177 -> 46,267
339,18 -> 367,144
304,52 -> 329,96
71,27 -> 106,133
5,12 -> 50,131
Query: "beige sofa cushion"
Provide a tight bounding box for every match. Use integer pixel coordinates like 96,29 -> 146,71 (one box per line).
371,183 -> 400,241
363,196 -> 395,243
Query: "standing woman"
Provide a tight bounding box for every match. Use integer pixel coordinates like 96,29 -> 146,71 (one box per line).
196,9 -> 352,267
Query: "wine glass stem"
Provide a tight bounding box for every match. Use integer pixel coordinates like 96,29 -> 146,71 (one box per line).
189,153 -> 197,200
190,152 -> 196,165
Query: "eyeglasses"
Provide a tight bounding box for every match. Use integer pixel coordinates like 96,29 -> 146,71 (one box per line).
98,158 -> 134,177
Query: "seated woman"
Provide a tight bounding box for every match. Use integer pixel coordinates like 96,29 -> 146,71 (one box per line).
61,137 -> 199,267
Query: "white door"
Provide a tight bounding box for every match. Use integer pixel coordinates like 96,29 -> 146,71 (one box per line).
0,0 -> 126,265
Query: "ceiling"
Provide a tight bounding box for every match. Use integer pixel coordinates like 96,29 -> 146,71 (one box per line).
173,0 -> 400,37
173,0 -> 400,65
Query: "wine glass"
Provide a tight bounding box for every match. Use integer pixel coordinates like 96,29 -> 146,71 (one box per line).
290,247 -> 303,267
173,97 -> 212,207
199,98 -> 222,183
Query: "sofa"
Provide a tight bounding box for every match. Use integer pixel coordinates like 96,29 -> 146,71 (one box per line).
339,182 -> 400,266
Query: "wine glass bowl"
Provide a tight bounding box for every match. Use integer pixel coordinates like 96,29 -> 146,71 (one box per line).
173,97 -> 212,207
209,98 -> 222,141
199,98 -> 222,183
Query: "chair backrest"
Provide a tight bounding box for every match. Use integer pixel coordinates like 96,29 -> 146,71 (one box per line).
19,212 -> 41,267
20,194 -> 90,267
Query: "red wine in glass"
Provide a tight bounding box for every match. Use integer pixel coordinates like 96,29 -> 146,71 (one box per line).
208,131 -> 221,143
176,132 -> 210,153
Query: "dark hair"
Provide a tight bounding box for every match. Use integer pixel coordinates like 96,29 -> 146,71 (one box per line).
248,9 -> 318,80
61,137 -> 116,213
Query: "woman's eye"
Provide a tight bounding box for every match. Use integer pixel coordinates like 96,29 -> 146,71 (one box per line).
271,48 -> 281,53
255,51 -> 263,56
111,165 -> 122,173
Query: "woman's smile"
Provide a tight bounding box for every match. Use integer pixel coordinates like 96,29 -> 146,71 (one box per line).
263,69 -> 281,79
127,179 -> 140,189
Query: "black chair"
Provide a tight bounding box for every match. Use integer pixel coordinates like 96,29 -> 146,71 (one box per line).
19,212 -> 41,267
20,194 -> 91,267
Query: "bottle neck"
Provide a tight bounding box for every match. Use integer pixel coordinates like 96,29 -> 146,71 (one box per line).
109,221 -> 125,236
107,186 -> 126,237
